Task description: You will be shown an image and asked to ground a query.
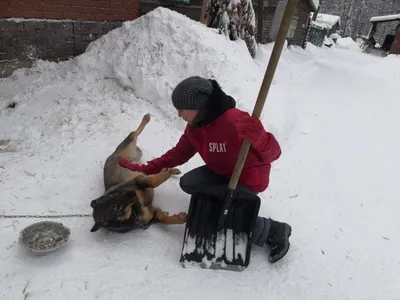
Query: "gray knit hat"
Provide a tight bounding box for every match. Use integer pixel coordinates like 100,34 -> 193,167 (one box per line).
172,76 -> 213,110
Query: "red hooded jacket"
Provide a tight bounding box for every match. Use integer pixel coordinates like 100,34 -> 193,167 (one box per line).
119,108 -> 281,193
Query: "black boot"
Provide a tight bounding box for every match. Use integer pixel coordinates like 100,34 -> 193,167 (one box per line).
265,220 -> 292,263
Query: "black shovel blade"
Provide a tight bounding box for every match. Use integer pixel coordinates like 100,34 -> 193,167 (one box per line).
179,187 -> 260,271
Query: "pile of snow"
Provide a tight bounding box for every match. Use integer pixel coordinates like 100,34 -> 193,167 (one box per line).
335,37 -> 361,51
74,8 -> 262,119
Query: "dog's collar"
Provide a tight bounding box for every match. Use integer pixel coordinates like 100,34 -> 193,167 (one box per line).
131,209 -> 150,230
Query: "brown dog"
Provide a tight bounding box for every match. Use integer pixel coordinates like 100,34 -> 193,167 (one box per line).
90,113 -> 187,233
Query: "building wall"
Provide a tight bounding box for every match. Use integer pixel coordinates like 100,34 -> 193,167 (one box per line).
253,0 -> 313,47
252,0 -> 278,43
140,0 -> 202,21
0,0 -> 140,62
286,0 -> 313,48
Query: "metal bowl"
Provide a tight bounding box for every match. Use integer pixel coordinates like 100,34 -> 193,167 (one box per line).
19,221 -> 71,255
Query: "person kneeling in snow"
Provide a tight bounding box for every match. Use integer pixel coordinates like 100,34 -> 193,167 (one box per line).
118,76 -> 291,263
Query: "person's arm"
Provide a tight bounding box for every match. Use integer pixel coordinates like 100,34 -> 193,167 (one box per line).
236,114 -> 282,163
119,128 -> 197,175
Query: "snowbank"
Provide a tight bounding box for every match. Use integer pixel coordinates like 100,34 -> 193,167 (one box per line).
74,8 -> 263,119
335,37 -> 361,51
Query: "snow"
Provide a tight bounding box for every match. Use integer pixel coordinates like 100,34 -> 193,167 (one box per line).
1,6 -> 400,300
335,37 -> 361,51
311,12 -> 341,29
323,36 -> 334,47
181,229 -> 249,269
329,33 -> 341,40
220,0 -> 256,33
74,7 -> 261,123
370,13 -> 400,23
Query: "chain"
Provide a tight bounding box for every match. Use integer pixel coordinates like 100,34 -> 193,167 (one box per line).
131,209 -> 149,230
0,213 -> 92,219
1,212 -> 152,230
0,206 -> 150,230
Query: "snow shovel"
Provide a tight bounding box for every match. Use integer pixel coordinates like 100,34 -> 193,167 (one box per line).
179,0 -> 298,271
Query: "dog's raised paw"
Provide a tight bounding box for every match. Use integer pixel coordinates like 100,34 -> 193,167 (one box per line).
174,212 -> 187,223
143,113 -> 151,123
171,168 -> 181,176
161,168 -> 175,175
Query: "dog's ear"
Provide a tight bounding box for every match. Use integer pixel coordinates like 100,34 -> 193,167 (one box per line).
90,199 -> 97,208
90,222 -> 101,232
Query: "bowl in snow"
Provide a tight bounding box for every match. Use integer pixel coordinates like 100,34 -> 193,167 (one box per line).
19,221 -> 71,255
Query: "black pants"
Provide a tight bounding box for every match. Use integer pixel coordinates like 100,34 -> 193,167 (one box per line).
179,165 -> 271,247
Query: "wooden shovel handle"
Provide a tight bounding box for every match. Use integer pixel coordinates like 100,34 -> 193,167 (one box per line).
227,0 -> 298,191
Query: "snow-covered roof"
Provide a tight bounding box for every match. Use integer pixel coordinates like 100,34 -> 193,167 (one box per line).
370,14 -> 400,23
310,12 -> 340,29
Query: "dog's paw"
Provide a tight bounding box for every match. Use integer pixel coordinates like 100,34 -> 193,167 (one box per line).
171,168 -> 181,176
161,168 -> 181,176
161,168 -> 174,175
142,113 -> 151,123
173,212 -> 187,224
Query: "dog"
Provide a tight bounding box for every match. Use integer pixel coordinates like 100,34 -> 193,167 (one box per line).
90,113 -> 187,233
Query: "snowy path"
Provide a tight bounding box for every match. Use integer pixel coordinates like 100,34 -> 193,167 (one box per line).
1,8 -> 400,300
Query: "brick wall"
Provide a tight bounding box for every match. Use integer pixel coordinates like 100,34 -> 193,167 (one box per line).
0,0 -> 139,21
0,0 -> 140,62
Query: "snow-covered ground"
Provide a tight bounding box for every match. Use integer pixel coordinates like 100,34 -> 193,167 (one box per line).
1,7 -> 400,300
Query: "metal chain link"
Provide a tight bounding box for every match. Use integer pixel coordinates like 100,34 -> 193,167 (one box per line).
0,205 -> 150,229
0,212 -> 150,230
0,213 -> 91,219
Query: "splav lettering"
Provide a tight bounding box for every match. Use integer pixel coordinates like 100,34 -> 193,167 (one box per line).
209,142 -> 227,153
